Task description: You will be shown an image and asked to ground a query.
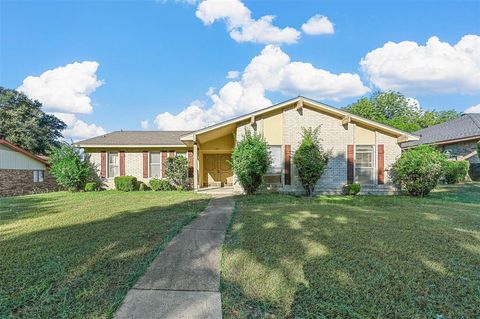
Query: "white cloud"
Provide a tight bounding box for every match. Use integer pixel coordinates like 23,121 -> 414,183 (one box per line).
465,104 -> 480,113
195,0 -> 300,44
18,61 -> 103,114
406,97 -> 421,111
205,86 -> 216,96
226,70 -> 240,79
52,112 -> 106,141
141,120 -> 150,129
361,35 -> 480,94
301,15 -> 334,35
154,45 -> 369,130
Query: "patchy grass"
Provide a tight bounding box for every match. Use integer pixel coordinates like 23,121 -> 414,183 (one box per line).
221,183 -> 480,318
0,191 -> 210,318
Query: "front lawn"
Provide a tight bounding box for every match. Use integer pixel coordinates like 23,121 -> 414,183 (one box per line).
0,191 -> 210,318
221,183 -> 480,318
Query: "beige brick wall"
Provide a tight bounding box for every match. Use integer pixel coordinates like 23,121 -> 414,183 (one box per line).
233,106 -> 401,195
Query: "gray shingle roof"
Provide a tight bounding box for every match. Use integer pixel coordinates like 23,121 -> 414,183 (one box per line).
402,113 -> 480,147
76,131 -> 193,146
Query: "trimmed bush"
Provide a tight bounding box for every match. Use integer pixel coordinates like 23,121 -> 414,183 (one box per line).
84,182 -> 98,192
231,130 -> 271,195
343,183 -> 361,195
391,145 -> 446,197
443,160 -> 469,184
165,156 -> 190,190
149,178 -> 173,191
114,176 -> 137,191
292,127 -> 331,196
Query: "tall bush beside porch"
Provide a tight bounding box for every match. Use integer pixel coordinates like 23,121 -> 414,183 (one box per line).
231,130 -> 271,195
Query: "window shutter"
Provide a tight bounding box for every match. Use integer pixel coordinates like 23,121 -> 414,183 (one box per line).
188,150 -> 194,178
119,151 -> 125,176
377,144 -> 385,184
347,145 -> 354,184
143,151 -> 148,178
100,151 -> 106,178
162,150 -> 167,178
284,145 -> 291,185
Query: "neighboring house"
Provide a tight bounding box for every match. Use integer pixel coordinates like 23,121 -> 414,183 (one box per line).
75,96 -> 418,194
402,114 -> 480,180
0,135 -> 56,197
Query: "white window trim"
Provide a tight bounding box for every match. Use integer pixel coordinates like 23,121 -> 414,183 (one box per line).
33,170 -> 44,183
149,151 -> 162,179
108,152 -> 119,178
354,145 -> 377,185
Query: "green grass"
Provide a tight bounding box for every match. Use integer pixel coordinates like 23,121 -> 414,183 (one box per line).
221,183 -> 480,318
0,191 -> 210,318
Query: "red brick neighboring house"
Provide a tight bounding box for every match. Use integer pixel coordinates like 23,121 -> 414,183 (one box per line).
0,135 -> 56,197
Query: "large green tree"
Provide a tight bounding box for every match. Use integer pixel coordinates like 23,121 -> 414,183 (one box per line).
344,91 -> 460,132
0,87 -> 66,155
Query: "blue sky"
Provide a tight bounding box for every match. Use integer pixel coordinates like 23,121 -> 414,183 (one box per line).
1,0 -> 479,140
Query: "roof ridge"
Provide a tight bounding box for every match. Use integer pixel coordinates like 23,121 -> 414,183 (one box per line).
467,113 -> 480,130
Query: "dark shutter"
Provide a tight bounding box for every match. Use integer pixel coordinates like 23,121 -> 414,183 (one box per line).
100,151 -> 106,178
162,150 -> 167,178
377,144 -> 385,184
143,151 -> 148,178
119,151 -> 125,176
284,145 -> 291,185
347,145 -> 354,184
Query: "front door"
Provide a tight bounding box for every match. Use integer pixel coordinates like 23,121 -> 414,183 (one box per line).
203,154 -> 232,187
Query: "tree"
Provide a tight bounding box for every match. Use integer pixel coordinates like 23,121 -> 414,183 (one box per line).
344,91 -> 460,132
231,130 -> 271,195
292,127 -> 330,196
48,143 -> 93,191
391,145 -> 446,197
165,156 -> 190,190
0,87 -> 66,155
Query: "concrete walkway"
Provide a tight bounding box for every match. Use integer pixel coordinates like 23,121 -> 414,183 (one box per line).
114,195 -> 234,319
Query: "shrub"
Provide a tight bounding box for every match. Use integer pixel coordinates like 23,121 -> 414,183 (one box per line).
84,182 -> 98,192
391,145 -> 446,197
231,130 -> 271,195
443,160 -> 469,184
477,141 -> 480,160
292,127 -> 331,196
138,182 -> 149,191
149,178 -> 173,191
114,176 -> 137,191
165,156 -> 190,190
48,143 -> 93,191
343,183 -> 361,195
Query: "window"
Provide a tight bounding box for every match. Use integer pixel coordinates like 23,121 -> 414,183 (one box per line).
150,152 -> 161,178
268,145 -> 282,174
108,152 -> 119,178
33,170 -> 44,183
176,151 -> 187,158
355,145 -> 375,184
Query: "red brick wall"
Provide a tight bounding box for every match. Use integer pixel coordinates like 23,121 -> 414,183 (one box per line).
0,169 -> 56,197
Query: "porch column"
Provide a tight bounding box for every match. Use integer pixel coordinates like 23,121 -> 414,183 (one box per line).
193,143 -> 198,190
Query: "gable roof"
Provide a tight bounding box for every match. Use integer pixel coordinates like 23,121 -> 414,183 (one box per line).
402,113 -> 480,148
0,138 -> 49,165
181,96 -> 419,142
75,130 -> 193,148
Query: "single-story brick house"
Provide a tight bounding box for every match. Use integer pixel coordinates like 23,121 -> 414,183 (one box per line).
75,96 -> 418,194
0,135 -> 56,197
401,113 -> 480,180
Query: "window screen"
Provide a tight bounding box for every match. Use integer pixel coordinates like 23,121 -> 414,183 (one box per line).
150,152 -> 161,178
268,145 -> 282,174
108,152 -> 119,178
355,145 -> 374,184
